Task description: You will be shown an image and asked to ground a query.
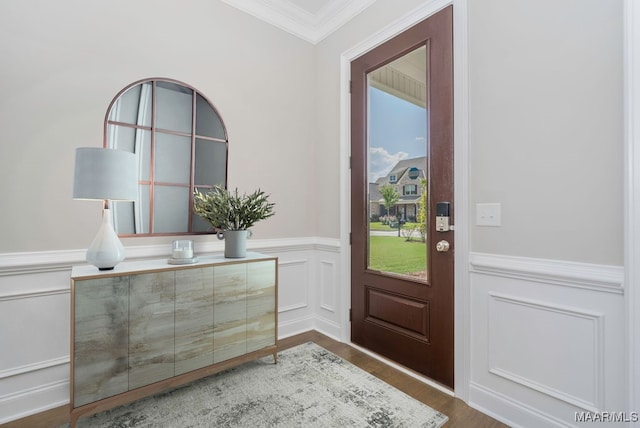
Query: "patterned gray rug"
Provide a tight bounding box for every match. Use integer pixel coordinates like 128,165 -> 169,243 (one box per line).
64,342 -> 448,427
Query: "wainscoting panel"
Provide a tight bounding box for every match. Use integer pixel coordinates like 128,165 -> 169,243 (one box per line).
319,260 -> 336,313
276,259 -> 310,313
0,270 -> 72,424
4,246 -> 624,427
488,293 -> 603,411
469,252 -> 625,428
313,248 -> 343,340
0,238 -> 343,424
0,289 -> 69,376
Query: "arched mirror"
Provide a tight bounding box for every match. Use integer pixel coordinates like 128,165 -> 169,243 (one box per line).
105,78 -> 228,235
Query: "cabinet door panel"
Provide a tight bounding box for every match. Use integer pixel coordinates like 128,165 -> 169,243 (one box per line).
246,261 -> 277,353
129,271 -> 175,389
175,267 -> 214,375
213,264 -> 247,363
73,277 -> 129,407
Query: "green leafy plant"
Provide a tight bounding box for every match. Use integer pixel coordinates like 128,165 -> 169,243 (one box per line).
380,184 -> 400,215
193,185 -> 275,231
416,178 -> 427,242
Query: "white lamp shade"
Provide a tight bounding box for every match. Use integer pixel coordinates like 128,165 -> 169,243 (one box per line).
73,147 -> 138,201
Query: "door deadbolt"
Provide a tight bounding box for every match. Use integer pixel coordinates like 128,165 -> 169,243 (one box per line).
436,202 -> 451,232
436,240 -> 450,252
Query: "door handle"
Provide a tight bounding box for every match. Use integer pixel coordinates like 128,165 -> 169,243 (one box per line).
436,240 -> 450,252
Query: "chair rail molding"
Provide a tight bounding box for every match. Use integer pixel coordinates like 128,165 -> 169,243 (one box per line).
470,252 -> 624,294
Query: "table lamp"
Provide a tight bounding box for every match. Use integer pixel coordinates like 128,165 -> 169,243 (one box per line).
73,147 -> 138,270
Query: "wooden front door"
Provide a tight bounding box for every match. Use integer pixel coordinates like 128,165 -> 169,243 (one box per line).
350,6 -> 454,388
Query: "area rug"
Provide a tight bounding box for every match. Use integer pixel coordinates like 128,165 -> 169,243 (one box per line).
63,342 -> 448,427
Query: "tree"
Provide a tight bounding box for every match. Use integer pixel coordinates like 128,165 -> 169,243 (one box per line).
380,184 -> 400,216
416,178 -> 427,241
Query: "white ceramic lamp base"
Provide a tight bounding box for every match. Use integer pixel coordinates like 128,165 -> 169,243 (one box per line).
86,208 -> 126,270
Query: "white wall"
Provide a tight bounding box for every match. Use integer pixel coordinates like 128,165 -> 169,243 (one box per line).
464,1 -> 627,426
0,0 -> 316,253
314,0 -> 427,239
469,0 -> 623,266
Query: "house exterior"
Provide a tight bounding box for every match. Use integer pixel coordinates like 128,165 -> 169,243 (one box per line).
371,156 -> 426,222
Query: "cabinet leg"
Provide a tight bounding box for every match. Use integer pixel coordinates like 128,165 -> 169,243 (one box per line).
273,351 -> 278,364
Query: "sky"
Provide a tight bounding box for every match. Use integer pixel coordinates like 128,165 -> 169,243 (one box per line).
368,86 -> 427,183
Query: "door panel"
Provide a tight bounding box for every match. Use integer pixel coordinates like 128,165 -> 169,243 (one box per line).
366,288 -> 430,339
351,6 -> 453,388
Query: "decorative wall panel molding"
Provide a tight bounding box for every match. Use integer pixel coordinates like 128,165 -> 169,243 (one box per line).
278,259 -> 310,312
0,357 -> 69,381
488,293 -> 604,412
470,252 -> 624,294
0,288 -> 68,302
469,252 -> 625,428
319,260 -> 336,312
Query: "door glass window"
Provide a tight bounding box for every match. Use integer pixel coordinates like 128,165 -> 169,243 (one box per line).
367,46 -> 428,281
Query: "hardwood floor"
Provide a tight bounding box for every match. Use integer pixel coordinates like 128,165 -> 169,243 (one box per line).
280,331 -> 508,428
2,331 -> 508,428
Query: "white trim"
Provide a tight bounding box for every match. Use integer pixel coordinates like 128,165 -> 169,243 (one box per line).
340,0 -> 452,60
0,380 -> 69,425
338,0 -> 469,397
0,357 -> 69,381
452,0 -> 470,402
0,288 -> 69,302
218,0 -> 376,44
470,252 -> 624,294
624,0 -> 640,419
488,292 -> 605,413
0,249 -> 85,276
469,381 -> 567,428
0,237 -> 340,274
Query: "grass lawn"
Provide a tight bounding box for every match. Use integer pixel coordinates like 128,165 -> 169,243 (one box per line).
369,236 -> 427,275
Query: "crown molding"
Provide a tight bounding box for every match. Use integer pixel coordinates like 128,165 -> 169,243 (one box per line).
219,0 -> 376,44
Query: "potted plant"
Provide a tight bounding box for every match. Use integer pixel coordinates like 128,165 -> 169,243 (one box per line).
193,185 -> 275,258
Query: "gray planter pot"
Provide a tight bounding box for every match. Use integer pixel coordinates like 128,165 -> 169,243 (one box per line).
217,230 -> 252,258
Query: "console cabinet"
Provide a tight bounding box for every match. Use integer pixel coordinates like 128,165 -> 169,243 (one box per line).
70,253 -> 277,427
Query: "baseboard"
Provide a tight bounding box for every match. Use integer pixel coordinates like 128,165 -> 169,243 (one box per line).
469,382 -> 570,428
277,315 -> 316,340
313,315 -> 343,340
0,380 -> 68,425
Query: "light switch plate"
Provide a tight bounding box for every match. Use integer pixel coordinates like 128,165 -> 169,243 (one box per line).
476,203 -> 501,226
